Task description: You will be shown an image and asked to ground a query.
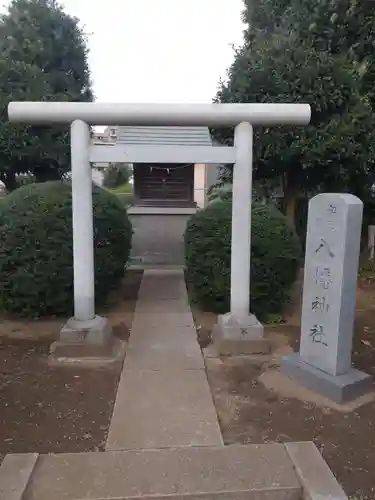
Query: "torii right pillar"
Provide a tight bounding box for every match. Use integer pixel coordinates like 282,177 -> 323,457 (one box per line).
214,122 -> 268,355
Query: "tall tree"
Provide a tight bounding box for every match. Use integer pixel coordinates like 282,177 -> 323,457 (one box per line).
242,0 -> 293,40
0,0 -> 93,189
215,28 -> 375,222
0,58 -> 51,191
243,0 -> 375,102
214,0 -> 375,223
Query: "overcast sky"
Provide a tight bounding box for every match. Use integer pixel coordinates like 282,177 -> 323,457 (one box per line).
57,0 -> 246,103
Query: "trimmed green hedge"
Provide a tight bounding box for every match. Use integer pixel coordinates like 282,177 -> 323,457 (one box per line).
0,181 -> 132,317
184,200 -> 301,320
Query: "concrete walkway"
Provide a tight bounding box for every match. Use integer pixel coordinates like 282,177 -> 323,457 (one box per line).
106,268 -> 223,450
0,268 -> 349,499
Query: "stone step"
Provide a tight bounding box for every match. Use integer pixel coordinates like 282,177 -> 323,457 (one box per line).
20,444 -> 302,500
1,443 -> 349,500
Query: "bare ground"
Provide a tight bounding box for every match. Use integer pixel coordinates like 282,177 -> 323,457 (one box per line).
191,274 -> 375,500
0,270 -> 143,461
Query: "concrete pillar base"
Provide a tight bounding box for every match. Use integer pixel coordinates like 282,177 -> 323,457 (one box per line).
50,315 -> 115,360
212,312 -> 269,356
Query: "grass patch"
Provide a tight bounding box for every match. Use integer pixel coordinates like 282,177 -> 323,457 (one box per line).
109,183 -> 133,194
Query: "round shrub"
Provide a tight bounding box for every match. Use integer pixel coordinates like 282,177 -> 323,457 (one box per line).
0,181 -> 132,317
184,200 -> 301,320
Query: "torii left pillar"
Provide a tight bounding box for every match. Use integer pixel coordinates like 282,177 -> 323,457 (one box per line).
51,120 -> 113,358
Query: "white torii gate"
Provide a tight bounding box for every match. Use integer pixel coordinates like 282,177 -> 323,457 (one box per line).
8,102 -> 311,352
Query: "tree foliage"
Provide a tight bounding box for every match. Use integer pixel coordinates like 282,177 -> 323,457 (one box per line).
0,58 -> 51,191
215,0 -> 375,222
243,0 -> 375,70
103,164 -> 132,189
0,0 -> 93,190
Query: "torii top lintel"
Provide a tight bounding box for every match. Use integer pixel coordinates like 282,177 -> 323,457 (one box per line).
8,102 -> 311,127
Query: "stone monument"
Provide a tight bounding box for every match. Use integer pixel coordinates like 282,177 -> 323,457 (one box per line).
368,224 -> 375,260
281,193 -> 372,402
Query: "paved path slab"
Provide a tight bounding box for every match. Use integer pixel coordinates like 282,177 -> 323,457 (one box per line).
107,369 -> 221,450
134,299 -> 191,314
24,445 -> 301,500
0,454 -> 38,500
106,268 -> 222,450
136,268 -> 188,297
125,336 -> 204,370
131,312 -> 195,330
